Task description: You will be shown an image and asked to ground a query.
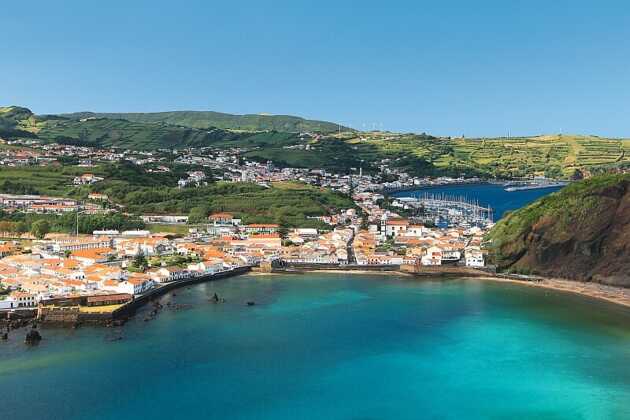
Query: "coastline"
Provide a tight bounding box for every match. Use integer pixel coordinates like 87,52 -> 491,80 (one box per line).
471,275 -> 630,310
25,267 -> 630,327
268,267 -> 630,310
300,269 -> 413,276
387,181 -> 493,195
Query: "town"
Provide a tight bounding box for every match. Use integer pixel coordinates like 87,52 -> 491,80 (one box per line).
0,137 -> 490,318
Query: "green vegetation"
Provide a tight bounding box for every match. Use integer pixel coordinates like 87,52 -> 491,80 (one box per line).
61,110 -> 349,133
0,106 -> 39,138
0,157 -> 352,228
203,130 -> 627,178
488,173 -> 630,251
25,113 -> 314,152
30,219 -> 50,239
3,106 -> 629,178
486,173 -> 630,285
94,180 -> 354,228
0,160 -> 204,197
32,116 -> 240,150
0,165 -> 97,196
0,212 -> 145,236
146,224 -> 189,235
133,250 -> 148,270
148,254 -> 200,268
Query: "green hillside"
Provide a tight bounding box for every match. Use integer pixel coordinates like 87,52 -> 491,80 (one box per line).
2,105 -> 629,178
0,161 -> 354,228
3,107 -> 301,150
0,106 -> 39,138
61,110 -> 348,133
486,173 -> 630,286
240,132 -> 630,178
33,116 -> 242,149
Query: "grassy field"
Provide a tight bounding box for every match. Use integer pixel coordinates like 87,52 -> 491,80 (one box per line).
0,165 -> 100,196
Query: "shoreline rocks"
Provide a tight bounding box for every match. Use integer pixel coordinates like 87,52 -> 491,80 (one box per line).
25,327 -> 42,345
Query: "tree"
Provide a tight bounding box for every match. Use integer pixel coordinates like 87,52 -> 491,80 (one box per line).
0,221 -> 15,234
133,249 -> 148,270
31,220 -> 50,239
188,205 -> 209,224
15,221 -> 28,235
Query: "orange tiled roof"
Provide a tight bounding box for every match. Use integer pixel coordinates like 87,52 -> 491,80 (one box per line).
71,247 -> 113,259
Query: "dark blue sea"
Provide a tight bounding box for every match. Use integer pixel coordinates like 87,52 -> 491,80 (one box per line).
394,183 -> 564,219
2,274 -> 629,419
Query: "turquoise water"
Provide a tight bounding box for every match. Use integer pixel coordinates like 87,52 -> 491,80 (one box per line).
2,274 -> 630,419
395,183 -> 564,218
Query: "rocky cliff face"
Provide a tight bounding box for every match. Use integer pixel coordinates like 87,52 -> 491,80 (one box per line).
487,174 -> 630,287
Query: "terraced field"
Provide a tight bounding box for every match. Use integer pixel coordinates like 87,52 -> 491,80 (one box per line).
327,133 -> 630,178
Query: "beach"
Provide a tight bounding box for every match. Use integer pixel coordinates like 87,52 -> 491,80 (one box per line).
475,276 -> 630,310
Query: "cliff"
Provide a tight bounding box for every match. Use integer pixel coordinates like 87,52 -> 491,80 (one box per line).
487,174 -> 630,287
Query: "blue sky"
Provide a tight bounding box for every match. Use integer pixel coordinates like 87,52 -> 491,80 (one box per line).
2,0 -> 629,137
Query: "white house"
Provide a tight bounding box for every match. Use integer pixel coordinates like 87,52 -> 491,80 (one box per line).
384,219 -> 409,238
465,249 -> 485,267
187,259 -> 224,276
117,277 -> 154,295
0,292 -> 38,310
421,246 -> 443,266
150,267 -> 191,283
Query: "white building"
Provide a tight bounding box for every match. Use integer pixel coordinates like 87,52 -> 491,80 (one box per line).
465,249 -> 485,267
117,277 -> 154,295
421,246 -> 443,266
0,292 -> 38,310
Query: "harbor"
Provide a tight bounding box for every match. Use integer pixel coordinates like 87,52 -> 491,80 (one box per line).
395,193 -> 494,228
393,181 -> 566,219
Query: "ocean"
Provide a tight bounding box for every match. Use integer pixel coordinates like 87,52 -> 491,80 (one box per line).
1,273 -> 629,419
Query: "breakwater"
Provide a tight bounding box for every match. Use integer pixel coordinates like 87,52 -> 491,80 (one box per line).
113,266 -> 251,319
383,181 -> 492,194
37,266 -> 251,325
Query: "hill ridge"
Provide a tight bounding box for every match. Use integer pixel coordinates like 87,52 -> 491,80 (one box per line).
487,174 -> 630,286
60,110 -> 350,133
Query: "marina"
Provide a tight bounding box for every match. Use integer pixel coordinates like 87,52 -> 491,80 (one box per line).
395,193 -> 494,228
394,182 -> 566,219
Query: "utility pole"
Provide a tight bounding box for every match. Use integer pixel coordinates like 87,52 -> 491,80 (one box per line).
75,208 -> 85,236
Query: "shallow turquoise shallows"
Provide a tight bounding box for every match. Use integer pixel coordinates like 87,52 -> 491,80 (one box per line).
2,274 -> 630,420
